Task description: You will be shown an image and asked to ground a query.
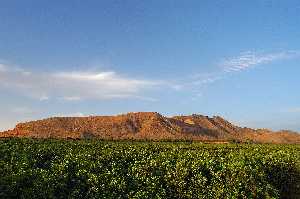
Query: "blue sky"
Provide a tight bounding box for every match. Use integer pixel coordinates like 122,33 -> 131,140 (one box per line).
1,0 -> 300,131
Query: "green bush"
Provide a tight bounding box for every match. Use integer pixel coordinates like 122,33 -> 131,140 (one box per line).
0,139 -> 299,198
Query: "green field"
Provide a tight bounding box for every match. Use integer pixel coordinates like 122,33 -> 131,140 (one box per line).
0,139 -> 299,198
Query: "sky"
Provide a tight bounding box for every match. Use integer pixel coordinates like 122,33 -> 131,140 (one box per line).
1,0 -> 300,132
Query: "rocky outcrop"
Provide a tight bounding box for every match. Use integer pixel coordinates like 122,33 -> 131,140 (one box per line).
1,112 -> 300,143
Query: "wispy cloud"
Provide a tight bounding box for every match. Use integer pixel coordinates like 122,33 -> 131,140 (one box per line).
0,63 -> 7,72
0,63 -> 159,101
1,50 -> 299,102
178,50 -> 300,100
283,107 -> 300,113
221,50 -> 300,72
190,50 -> 300,87
60,96 -> 82,101
39,95 -> 49,101
190,72 -> 224,86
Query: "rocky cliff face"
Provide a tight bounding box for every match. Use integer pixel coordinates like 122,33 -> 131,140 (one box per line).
1,112 -> 299,143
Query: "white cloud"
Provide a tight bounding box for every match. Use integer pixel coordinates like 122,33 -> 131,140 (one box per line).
54,71 -> 116,81
170,84 -> 184,91
221,50 -> 300,72
191,73 -> 224,86
39,95 -> 49,101
191,92 -> 203,101
175,50 -> 300,98
0,63 -> 159,101
0,64 -> 7,72
61,96 -> 82,101
283,107 -> 300,113
1,50 -> 299,102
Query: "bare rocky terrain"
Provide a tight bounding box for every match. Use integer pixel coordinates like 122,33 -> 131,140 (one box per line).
1,112 -> 299,143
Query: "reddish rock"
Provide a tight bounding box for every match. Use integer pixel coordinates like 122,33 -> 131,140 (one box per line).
1,112 -> 299,144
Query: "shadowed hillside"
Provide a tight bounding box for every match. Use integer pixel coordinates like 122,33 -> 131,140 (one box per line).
1,112 -> 299,143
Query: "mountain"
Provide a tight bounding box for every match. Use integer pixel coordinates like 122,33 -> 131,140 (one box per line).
1,112 -> 299,143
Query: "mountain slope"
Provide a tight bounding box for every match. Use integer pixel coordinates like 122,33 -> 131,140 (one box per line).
1,112 -> 299,143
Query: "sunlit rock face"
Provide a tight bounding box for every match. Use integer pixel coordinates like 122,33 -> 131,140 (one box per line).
1,112 -> 300,144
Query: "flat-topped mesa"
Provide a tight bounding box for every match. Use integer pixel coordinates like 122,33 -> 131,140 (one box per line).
1,112 -> 300,143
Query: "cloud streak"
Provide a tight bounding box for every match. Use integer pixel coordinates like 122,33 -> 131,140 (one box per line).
193,50 -> 300,86
0,64 -> 7,72
0,63 -> 159,101
190,72 -> 224,86
181,50 -> 300,100
221,50 -> 300,72
1,50 -> 299,102
283,107 -> 300,113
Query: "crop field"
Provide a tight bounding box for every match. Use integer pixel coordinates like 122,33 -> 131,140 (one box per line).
0,139 -> 299,198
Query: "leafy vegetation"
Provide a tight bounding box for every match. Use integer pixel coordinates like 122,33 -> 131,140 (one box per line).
0,138 -> 299,198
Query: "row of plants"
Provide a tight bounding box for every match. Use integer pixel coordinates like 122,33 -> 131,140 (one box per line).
0,138 -> 299,198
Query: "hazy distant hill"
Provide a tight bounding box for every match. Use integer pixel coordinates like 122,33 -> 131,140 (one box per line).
1,112 -> 299,144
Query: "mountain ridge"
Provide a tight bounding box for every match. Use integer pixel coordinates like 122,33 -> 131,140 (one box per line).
1,112 -> 299,143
